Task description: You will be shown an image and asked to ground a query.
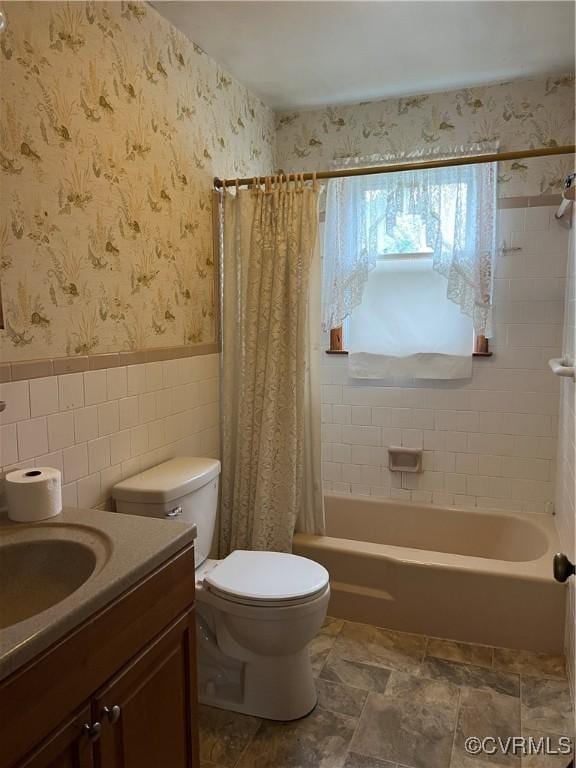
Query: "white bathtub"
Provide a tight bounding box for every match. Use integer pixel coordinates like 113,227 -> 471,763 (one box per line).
293,493 -> 566,653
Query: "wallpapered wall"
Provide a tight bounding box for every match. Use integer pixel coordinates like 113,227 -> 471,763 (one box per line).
0,0 -> 275,363
1,5 -> 573,369
275,75 -> 575,197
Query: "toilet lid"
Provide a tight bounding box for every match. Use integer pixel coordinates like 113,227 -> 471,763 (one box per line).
204,550 -> 329,605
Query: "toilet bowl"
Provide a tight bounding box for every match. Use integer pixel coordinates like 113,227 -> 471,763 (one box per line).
112,457 -> 329,720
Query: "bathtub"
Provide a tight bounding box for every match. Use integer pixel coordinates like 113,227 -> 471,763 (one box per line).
293,493 -> 566,654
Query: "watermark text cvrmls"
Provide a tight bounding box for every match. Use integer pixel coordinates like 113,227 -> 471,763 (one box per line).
465,736 -> 573,757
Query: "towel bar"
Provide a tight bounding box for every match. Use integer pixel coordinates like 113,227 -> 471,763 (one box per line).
548,358 -> 576,380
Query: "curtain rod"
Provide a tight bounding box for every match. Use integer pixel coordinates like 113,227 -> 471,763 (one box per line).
213,144 -> 575,189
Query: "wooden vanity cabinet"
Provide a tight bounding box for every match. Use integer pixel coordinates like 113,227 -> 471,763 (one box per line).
0,544 -> 199,768
92,611 -> 198,768
18,705 -> 95,768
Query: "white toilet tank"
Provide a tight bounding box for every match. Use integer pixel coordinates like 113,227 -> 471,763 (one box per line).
112,457 -> 221,566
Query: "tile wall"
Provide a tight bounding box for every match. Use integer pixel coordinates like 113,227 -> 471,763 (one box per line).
555,219 -> 576,700
0,354 -> 220,511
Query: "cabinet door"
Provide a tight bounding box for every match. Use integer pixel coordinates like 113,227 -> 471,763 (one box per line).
93,609 -> 199,768
18,705 -> 94,768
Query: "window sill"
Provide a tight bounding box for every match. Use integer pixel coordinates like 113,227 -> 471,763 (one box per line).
325,349 -> 493,358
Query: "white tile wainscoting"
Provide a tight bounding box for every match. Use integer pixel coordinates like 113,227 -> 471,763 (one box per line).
0,354 -> 220,511
555,221 -> 576,697
321,205 -> 570,515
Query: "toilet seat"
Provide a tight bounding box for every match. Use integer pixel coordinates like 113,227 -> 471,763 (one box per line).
203,550 -> 329,608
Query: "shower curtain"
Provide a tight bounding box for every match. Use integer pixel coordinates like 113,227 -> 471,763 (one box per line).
219,177 -> 324,555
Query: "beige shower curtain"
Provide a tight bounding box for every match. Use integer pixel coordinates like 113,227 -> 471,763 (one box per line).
219,178 -> 324,555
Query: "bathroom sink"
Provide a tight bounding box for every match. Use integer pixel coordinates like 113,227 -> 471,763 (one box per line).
0,509 -> 196,683
0,539 -> 97,628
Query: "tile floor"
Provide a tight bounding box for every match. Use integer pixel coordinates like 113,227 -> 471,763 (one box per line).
199,617 -> 574,768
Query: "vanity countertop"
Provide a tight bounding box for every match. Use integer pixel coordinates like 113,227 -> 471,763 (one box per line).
0,507 -> 196,681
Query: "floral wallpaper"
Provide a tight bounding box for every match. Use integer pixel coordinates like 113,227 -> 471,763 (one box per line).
0,1 -> 275,362
275,75 -> 575,198
1,2 -> 572,366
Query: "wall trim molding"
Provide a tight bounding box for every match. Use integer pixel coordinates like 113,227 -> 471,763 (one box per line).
497,194 -> 562,209
1,342 -> 220,383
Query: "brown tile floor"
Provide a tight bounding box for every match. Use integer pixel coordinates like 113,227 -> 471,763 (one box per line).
199,617 -> 574,768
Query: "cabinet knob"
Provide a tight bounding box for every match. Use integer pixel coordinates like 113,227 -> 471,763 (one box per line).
103,704 -> 122,724
83,722 -> 102,742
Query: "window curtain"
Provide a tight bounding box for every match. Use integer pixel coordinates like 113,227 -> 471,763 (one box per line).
219,179 -> 324,555
322,146 -> 498,336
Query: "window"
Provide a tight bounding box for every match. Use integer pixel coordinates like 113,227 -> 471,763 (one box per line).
323,155 -> 497,378
365,180 -> 469,256
374,211 -> 431,255
348,178 -> 474,376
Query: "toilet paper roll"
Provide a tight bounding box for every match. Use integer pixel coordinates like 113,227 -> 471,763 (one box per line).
5,467 -> 63,522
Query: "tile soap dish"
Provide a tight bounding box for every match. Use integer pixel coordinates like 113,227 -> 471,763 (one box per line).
388,446 -> 422,473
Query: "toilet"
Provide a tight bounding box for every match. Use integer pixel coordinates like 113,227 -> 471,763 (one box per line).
112,457 -> 330,721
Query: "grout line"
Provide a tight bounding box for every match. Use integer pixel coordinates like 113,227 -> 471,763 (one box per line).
519,672 -> 525,762
311,616 -> 344,683
422,636 -> 431,666
342,681 -> 374,765
448,687 -> 462,768
231,720 -> 263,768
315,645 -> 334,681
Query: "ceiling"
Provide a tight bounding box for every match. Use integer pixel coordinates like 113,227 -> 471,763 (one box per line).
152,1 -> 574,110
